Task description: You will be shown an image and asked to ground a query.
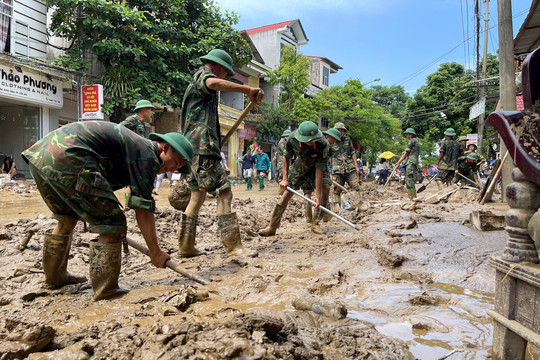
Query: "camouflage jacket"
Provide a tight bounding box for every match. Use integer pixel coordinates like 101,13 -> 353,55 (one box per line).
181,67 -> 220,157
22,121 -> 161,212
276,137 -> 287,169
284,133 -> 329,171
438,138 -> 460,170
330,135 -> 356,174
457,160 -> 478,178
119,114 -> 147,138
403,137 -> 420,166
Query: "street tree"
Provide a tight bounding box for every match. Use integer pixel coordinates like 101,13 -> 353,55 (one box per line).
370,85 -> 410,119
267,45 -> 311,114
47,0 -> 252,122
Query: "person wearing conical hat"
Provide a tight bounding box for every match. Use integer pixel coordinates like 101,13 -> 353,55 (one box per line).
435,128 -> 460,189
259,121 -> 339,236
120,100 -> 155,138
395,128 -> 421,200
273,129 -> 292,195
179,49 -> 262,258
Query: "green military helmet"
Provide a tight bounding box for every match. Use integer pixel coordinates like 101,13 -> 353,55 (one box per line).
334,122 -> 347,131
458,136 -> 468,142
444,128 -> 457,136
466,152 -> 480,161
200,49 -> 234,76
323,127 -> 341,141
149,132 -> 194,163
281,129 -> 292,137
134,100 -> 154,111
403,127 -> 416,135
294,121 -> 322,143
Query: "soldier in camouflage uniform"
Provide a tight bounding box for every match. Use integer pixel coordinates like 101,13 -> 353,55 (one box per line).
119,99 -> 154,138
395,128 -> 421,200
259,121 -> 339,236
21,121 -> 193,301
273,129 -> 291,195
452,152 -> 481,187
436,128 -> 460,189
330,122 -> 361,208
180,49 -> 262,258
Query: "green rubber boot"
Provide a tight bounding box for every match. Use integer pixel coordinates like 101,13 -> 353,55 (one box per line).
42,230 -> 86,289
246,177 -> 252,190
218,212 -> 257,257
259,176 -> 264,191
89,240 -> 128,301
178,214 -> 205,258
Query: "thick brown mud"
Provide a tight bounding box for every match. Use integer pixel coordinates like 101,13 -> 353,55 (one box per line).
0,178 -> 508,359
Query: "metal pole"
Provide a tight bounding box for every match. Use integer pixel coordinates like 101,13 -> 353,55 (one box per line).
477,0 -> 490,155
286,186 -> 359,231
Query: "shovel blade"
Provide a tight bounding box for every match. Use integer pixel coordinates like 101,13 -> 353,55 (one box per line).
417,185 -> 427,193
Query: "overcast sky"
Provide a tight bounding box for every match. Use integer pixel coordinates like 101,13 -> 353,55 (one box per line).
214,0 -> 533,94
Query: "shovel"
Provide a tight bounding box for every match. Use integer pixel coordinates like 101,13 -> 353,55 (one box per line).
456,173 -> 479,188
417,174 -> 437,193
286,186 -> 359,231
384,164 -> 400,188
126,237 -> 210,285
220,90 -> 264,148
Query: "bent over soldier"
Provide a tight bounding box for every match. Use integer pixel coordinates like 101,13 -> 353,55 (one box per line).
331,122 -> 361,208
259,121 -> 340,236
22,121 -> 193,300
180,49 -> 262,258
395,128 -> 421,200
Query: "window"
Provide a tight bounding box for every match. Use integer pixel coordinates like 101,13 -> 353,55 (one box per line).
14,21 -> 28,57
322,67 -> 329,87
321,117 -> 329,128
0,0 -> 11,53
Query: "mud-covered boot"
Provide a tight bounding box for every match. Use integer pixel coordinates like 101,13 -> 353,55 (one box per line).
178,214 -> 205,257
89,240 -> 128,301
311,209 -> 324,234
259,204 -> 286,236
334,193 -> 342,209
304,202 -> 313,223
42,230 -> 86,289
435,179 -> 443,191
218,212 -> 257,257
321,185 -> 332,222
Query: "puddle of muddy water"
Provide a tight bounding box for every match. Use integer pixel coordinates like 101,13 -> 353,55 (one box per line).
346,282 -> 494,360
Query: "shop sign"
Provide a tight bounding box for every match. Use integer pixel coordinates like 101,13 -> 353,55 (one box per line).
81,84 -> 104,120
0,64 -> 63,108
467,133 -> 478,146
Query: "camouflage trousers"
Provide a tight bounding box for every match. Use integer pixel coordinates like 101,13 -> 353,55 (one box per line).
405,164 -> 417,191
188,154 -> 231,193
436,169 -> 455,183
332,171 -> 360,195
29,165 -> 127,235
275,165 -> 283,184
288,159 -> 331,193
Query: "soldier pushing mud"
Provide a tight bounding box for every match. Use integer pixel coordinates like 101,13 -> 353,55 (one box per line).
179,48 -> 262,258
395,128 -> 421,200
21,121 -> 193,300
259,121 -> 340,236
436,128 -> 460,189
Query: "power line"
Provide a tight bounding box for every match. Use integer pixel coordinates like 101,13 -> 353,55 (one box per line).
392,7 -> 530,88
405,94 -> 476,117
404,99 -> 477,120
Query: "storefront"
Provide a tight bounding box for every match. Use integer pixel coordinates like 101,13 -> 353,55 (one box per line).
0,60 -> 75,178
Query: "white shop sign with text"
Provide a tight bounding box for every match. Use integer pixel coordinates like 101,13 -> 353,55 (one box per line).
0,64 -> 63,108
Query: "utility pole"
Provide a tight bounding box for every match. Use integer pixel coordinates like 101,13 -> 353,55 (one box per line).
497,0 -> 516,203
476,0 -> 490,155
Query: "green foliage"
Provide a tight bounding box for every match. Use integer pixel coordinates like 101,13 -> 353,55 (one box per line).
403,54 -> 499,143
267,45 -> 311,113
255,102 -> 296,142
47,0 -> 253,121
315,79 -> 402,162
370,85 -> 410,119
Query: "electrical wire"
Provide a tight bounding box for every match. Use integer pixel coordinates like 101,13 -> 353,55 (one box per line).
404,99 -> 477,120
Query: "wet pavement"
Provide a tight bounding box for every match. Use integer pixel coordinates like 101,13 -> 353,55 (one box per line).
0,178 -> 510,359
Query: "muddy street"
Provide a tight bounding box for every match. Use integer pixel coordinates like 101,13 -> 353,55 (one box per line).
0,178 -> 509,359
